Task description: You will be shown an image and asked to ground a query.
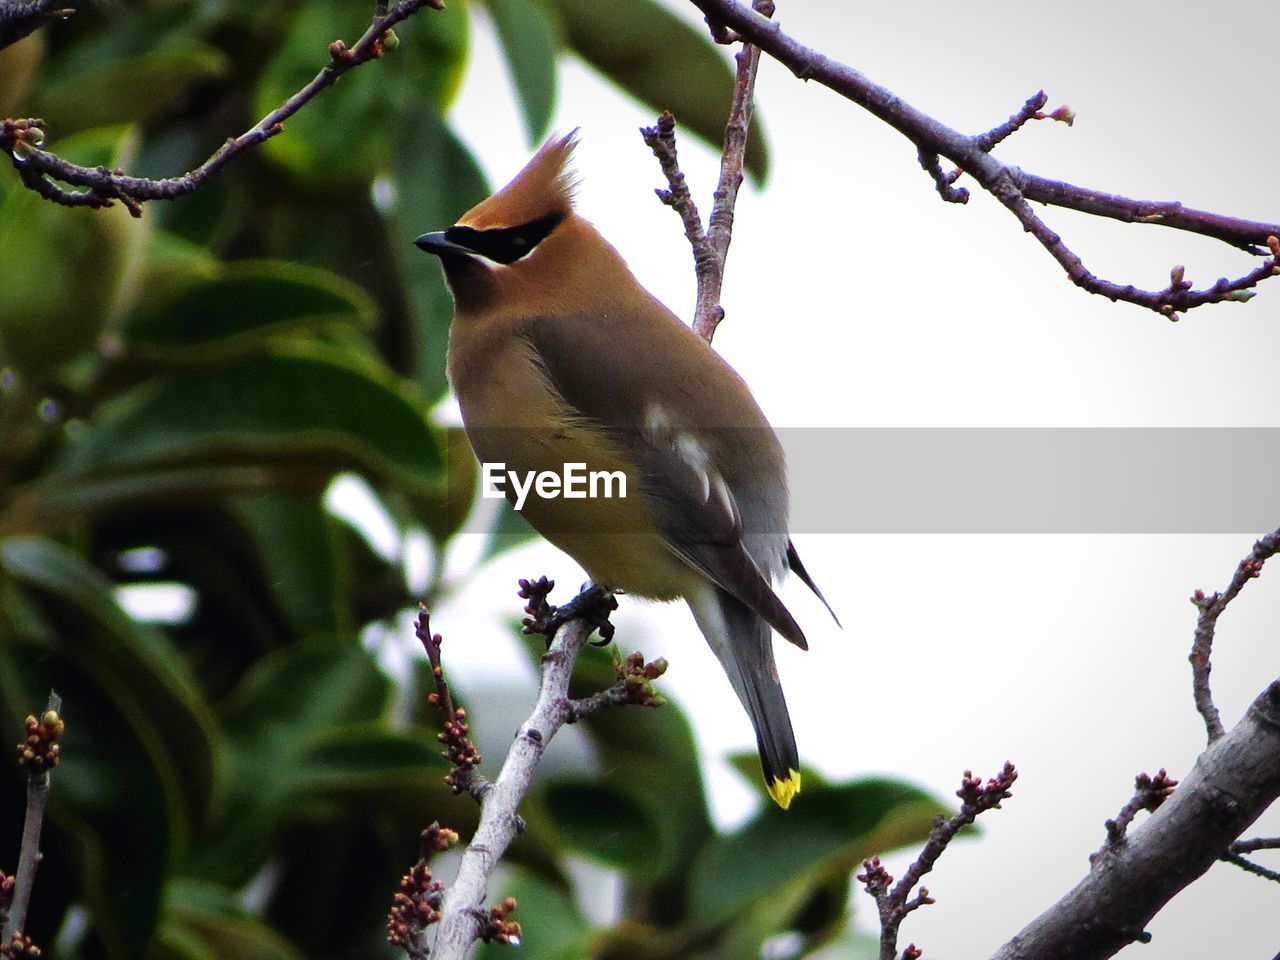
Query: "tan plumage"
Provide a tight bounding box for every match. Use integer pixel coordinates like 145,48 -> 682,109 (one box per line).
415,133 -> 834,809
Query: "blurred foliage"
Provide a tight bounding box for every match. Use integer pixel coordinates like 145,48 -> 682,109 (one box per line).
0,0 -> 931,956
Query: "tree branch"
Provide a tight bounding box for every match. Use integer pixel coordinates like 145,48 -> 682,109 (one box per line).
0,0 -> 443,216
1189,526 -> 1280,744
0,0 -> 78,51
642,0 -> 774,342
2,692 -> 62,950
428,615 -> 594,959
860,764 -> 1017,960
685,0 -> 1280,318
987,526 -> 1280,960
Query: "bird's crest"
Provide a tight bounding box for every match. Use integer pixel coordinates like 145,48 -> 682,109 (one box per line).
459,131 -> 580,231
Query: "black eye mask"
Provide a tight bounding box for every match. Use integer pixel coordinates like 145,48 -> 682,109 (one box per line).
444,212 -> 564,264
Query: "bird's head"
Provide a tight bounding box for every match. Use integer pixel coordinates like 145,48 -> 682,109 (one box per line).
414,131 -> 589,313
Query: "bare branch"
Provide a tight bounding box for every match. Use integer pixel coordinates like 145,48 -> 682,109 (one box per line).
643,0 -> 774,342
428,614 -> 594,959
0,0 -> 79,51
1092,770 -> 1178,862
416,609 -> 487,802
1222,853 -> 1280,885
860,763 -> 1017,960
2,692 -> 62,946
0,0 -> 444,216
989,679 -> 1280,960
387,822 -> 459,959
1189,525 -> 1280,743
1230,836 -> 1280,855
685,0 -> 1280,318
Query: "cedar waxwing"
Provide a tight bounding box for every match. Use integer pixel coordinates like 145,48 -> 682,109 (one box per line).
414,133 -> 834,809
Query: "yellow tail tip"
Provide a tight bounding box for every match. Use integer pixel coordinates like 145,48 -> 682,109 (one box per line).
767,770 -> 802,810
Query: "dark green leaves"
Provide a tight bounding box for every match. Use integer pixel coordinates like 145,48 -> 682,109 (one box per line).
690,778 -> 949,923
29,39 -> 228,134
484,0 -> 561,143
547,0 -> 769,179
121,261 -> 376,361
51,345 -> 443,496
0,538 -> 222,956
386,105 -> 490,401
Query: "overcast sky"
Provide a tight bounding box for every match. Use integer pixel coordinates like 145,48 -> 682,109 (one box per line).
415,1 -> 1280,954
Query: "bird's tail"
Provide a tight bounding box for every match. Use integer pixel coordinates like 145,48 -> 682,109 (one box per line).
688,584 -> 801,809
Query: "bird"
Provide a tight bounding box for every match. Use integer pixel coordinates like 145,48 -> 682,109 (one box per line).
414,132 -> 835,809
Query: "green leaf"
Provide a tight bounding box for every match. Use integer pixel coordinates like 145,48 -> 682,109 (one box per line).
254,0 -> 467,184
386,106 -> 489,401
30,39 -> 228,134
0,126 -> 150,375
690,778 -> 948,924
160,882 -> 305,960
546,0 -> 768,180
121,260 -> 377,361
541,778 -> 662,875
396,0 -> 471,109
50,343 -> 445,495
188,644 -> 391,883
484,0 -> 560,143
289,722 -> 449,798
0,536 -> 222,830
234,492 -> 353,637
0,537 -> 223,957
414,426 -> 479,546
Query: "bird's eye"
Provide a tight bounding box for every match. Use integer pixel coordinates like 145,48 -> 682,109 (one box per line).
443,213 -> 563,264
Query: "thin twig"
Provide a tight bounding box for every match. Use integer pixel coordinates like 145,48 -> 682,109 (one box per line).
642,0 -> 775,342
1222,854 -> 1280,885
0,0 -> 78,50
2,692 -> 62,945
0,0 -> 443,216
1230,836 -> 1280,854
415,609 -> 486,802
1189,526 -> 1280,744
429,615 -> 594,959
1092,770 -> 1178,863
684,0 -> 1280,318
859,763 -> 1017,960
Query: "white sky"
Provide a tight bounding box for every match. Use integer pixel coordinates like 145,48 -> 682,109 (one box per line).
425,1 -> 1280,955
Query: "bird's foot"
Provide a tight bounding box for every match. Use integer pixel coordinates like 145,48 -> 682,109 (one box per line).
519,578 -> 618,648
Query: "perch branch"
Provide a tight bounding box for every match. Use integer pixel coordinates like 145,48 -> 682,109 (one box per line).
859,763 -> 1017,960
1189,525 -> 1280,743
0,0 -> 443,216
643,0 -> 774,342
2,692 -> 62,947
426,580 -> 656,959
989,526 -> 1280,960
428,614 -> 594,959
685,0 -> 1280,318
0,0 -> 78,50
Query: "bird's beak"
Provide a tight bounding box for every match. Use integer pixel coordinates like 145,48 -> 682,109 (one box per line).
414,231 -> 476,258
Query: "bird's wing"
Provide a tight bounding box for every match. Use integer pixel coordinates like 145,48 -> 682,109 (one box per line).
524,312 -> 807,650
